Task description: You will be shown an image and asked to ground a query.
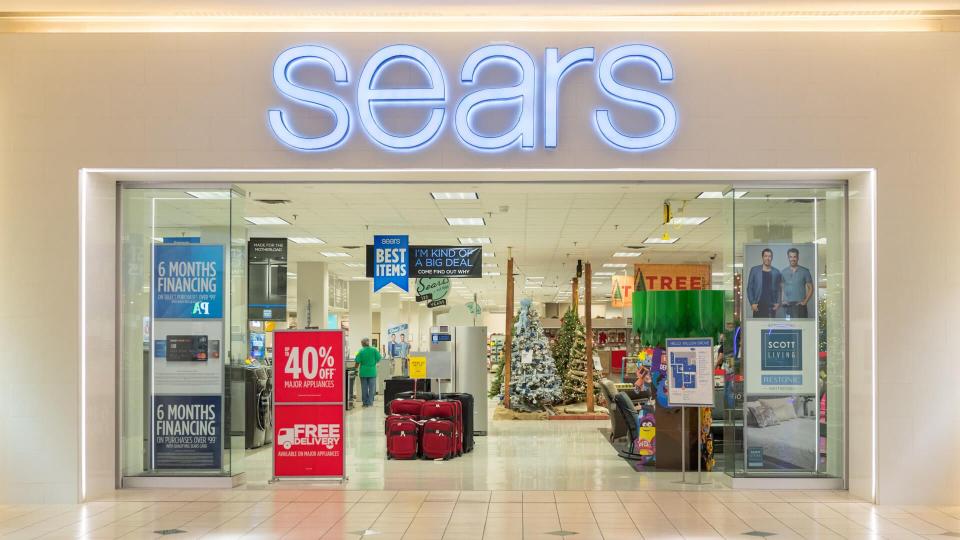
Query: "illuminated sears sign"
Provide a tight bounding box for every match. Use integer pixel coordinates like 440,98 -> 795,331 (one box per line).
268,44 -> 677,152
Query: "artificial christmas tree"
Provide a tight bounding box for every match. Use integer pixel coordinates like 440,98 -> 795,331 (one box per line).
507,299 -> 563,411
561,320 -> 603,404
551,308 -> 579,383
488,347 -> 505,398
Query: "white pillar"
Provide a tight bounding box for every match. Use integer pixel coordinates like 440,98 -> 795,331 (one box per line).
348,279 -> 372,358
418,305 -> 433,350
296,262 -> 329,328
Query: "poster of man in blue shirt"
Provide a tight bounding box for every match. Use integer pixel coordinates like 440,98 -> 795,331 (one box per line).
746,248 -> 782,319
781,247 -> 814,319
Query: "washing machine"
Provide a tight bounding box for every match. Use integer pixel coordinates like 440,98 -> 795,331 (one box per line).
244,366 -> 271,449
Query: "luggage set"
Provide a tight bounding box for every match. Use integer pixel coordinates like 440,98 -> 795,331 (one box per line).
385,391 -> 475,460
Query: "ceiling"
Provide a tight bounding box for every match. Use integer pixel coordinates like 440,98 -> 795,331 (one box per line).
144,182 -> 835,312
3,0 -> 959,15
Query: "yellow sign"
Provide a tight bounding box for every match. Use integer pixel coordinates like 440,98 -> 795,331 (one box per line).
409,355 -> 427,379
264,321 -> 276,332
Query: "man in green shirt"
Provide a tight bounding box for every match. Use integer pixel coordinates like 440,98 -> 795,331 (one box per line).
355,337 -> 381,407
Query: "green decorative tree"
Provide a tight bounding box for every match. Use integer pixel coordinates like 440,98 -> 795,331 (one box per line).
551,309 -> 579,383
507,299 -> 563,411
562,321 -> 602,403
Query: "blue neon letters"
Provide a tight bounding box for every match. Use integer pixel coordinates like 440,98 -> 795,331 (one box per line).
269,43 -> 677,152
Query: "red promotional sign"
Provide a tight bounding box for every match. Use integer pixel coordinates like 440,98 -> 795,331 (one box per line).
273,404 -> 344,477
274,330 -> 344,403
273,330 -> 345,479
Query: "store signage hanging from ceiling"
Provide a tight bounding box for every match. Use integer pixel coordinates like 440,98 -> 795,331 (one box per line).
372,234 -> 409,292
268,43 -> 677,153
410,246 -> 482,278
415,277 -> 450,308
367,244 -> 483,279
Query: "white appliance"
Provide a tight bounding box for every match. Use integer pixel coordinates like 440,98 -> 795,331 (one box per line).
430,325 -> 488,435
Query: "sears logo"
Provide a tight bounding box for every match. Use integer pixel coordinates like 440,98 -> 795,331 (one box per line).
278,424 -> 341,450
268,43 -> 677,153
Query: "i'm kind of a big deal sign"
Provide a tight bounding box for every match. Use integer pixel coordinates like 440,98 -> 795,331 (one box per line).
273,330 -> 345,479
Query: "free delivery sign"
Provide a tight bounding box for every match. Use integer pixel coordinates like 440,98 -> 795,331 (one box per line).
373,235 -> 409,292
153,244 -> 224,319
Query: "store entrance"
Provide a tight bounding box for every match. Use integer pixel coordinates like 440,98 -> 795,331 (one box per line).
119,180 -> 847,490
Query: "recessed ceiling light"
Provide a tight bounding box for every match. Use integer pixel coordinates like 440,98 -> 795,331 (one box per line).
697,191 -> 747,199
446,217 -> 486,226
668,216 -> 710,226
321,252 -> 351,257
459,237 -> 491,244
344,263 -> 364,268
288,237 -> 325,244
431,192 -> 479,200
644,236 -> 678,244
814,237 -> 827,244
603,263 -> 627,268
351,276 -> 370,280
186,191 -> 231,200
483,252 -> 495,258
594,272 -> 615,276
244,216 -> 290,226
483,272 -> 501,277
613,252 -> 642,257
287,273 -> 297,278
482,263 -> 498,268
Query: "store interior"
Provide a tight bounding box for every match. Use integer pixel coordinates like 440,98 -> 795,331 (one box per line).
119,181 -> 846,489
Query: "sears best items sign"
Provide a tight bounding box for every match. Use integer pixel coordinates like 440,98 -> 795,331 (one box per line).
273,330 -> 345,479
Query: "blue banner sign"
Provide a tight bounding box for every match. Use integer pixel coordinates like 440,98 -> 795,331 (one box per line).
373,235 -> 409,292
153,244 -> 224,319
153,395 -> 222,470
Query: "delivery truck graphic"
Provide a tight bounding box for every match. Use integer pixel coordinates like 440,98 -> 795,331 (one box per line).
277,424 -> 341,450
278,428 -> 296,450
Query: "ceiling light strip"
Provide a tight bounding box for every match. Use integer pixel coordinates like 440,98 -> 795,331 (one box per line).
0,13 -> 950,33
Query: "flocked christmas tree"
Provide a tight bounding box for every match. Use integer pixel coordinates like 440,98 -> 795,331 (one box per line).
561,318 -> 603,403
551,308 -> 579,384
507,298 -> 563,411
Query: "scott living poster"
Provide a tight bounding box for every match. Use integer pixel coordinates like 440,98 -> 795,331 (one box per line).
742,242 -> 820,472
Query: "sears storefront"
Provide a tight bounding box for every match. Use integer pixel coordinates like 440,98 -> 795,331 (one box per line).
1,27 -> 957,507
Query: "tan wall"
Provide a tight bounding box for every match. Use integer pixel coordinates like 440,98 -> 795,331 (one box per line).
0,31 -> 959,504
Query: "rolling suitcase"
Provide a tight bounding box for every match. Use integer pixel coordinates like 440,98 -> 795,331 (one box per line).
389,398 -> 425,417
441,393 -> 474,453
421,400 -> 462,456
420,418 -> 456,460
385,415 -> 420,460
396,390 -> 438,401
383,378 -> 433,414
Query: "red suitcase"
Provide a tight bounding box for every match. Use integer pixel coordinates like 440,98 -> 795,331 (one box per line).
389,398 -> 425,417
420,418 -> 456,460
385,415 -> 420,460
421,400 -> 462,456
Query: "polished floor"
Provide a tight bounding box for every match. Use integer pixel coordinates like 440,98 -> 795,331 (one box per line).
244,393 -> 684,490
4,396 -> 958,538
3,489 -> 960,539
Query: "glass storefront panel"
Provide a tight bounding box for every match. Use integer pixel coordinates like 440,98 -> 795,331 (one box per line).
724,186 -> 846,478
120,186 -> 245,478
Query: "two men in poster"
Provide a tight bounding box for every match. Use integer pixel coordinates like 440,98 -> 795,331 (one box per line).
746,246 -> 814,320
